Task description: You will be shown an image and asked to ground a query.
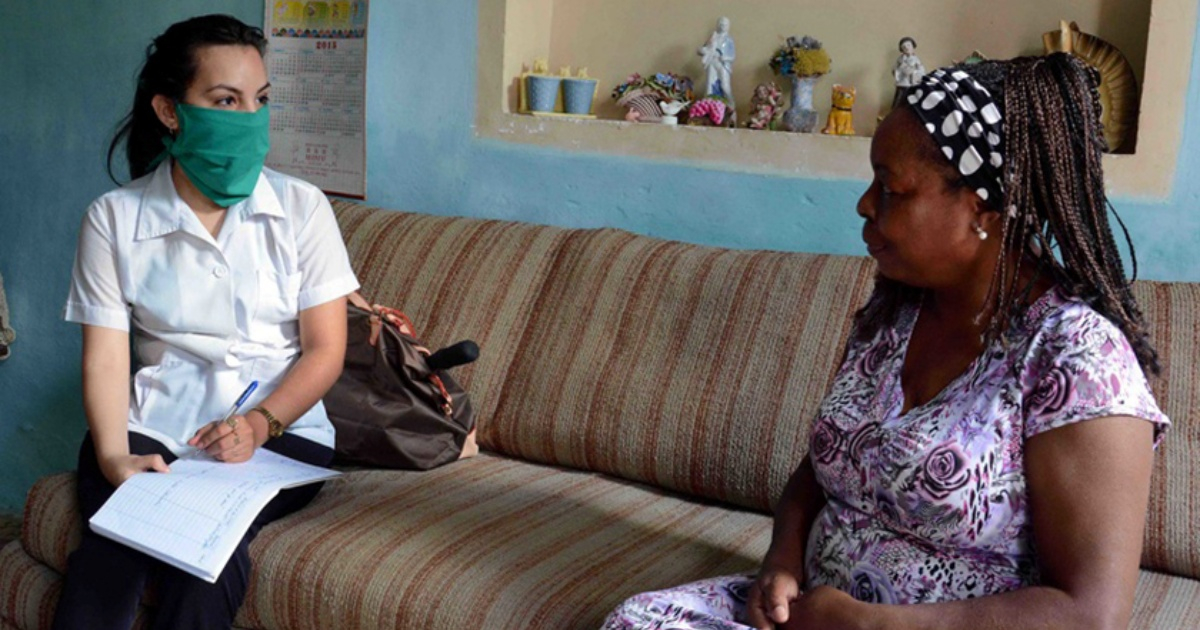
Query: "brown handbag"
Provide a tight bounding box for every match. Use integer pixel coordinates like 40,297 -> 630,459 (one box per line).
323,293 -> 479,469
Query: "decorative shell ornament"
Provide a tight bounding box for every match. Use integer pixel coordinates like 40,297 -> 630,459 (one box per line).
1043,20 -> 1138,153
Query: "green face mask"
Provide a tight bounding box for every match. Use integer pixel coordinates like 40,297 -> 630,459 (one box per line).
159,103 -> 271,208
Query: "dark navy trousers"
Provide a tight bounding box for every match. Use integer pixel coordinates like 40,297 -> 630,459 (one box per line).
52,430 -> 333,630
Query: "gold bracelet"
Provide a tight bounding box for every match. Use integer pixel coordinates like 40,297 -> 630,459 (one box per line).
251,406 -> 285,439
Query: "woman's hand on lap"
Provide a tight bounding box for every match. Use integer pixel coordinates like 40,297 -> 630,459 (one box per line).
745,566 -> 802,629
780,585 -> 871,630
98,453 -> 170,487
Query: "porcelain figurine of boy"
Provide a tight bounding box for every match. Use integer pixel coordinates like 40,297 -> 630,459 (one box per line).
698,17 -> 736,99
892,37 -> 926,110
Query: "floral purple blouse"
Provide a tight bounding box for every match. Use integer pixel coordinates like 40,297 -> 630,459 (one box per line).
805,286 -> 1169,604
601,287 -> 1170,629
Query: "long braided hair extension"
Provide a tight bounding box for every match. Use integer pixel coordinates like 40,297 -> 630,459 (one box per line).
854,53 -> 1160,376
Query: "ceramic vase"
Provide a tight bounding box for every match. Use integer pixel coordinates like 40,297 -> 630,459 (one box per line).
783,75 -> 819,133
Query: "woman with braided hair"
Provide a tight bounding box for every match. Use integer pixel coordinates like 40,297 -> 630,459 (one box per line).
602,53 -> 1167,630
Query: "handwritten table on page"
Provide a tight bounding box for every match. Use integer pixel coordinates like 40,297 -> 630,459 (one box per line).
89,448 -> 338,583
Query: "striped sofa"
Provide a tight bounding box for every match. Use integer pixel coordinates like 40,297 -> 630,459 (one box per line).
3,201 -> 1198,629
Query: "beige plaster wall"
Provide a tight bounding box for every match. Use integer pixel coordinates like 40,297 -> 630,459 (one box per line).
546,0 -> 1151,136
503,0 -> 554,113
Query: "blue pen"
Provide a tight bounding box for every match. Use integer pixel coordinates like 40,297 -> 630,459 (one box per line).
221,381 -> 259,429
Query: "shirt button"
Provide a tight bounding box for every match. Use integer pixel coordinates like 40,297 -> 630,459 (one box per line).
213,266 -> 228,279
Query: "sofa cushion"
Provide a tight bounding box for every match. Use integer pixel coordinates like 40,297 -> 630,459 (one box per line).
333,202 -> 570,433
482,227 -> 877,511
0,542 -> 59,630
19,454 -> 768,630
1134,281 -> 1200,579
0,541 -> 166,630
9,526 -> 1200,630
18,474 -> 74,575
1130,569 -> 1200,628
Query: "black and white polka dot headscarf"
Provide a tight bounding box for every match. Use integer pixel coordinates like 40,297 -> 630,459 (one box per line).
907,67 -> 1005,204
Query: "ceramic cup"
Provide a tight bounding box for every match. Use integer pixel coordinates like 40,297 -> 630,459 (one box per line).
526,75 -> 562,112
561,78 -> 598,115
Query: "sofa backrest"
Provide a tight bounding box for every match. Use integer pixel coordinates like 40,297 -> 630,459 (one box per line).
468,226 -> 877,512
335,202 -> 1199,580
1133,281 -> 1200,579
335,203 -> 875,512
333,201 -> 570,427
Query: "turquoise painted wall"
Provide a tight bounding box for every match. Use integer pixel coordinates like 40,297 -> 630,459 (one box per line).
0,1 -> 264,515
1,0 -> 1198,512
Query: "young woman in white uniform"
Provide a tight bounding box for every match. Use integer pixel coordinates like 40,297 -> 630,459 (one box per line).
54,14 -> 358,629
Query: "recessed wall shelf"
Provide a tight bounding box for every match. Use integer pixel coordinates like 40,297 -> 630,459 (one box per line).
476,0 -> 1196,200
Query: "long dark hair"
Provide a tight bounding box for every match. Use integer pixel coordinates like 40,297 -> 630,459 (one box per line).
854,54 -> 1160,375
106,14 -> 266,183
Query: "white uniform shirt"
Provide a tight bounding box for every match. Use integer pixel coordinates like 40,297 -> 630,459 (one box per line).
65,161 -> 359,453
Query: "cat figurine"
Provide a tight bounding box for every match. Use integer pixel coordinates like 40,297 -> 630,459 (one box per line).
822,85 -> 856,135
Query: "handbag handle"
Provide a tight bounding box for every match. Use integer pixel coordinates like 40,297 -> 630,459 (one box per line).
349,292 -> 425,350
348,292 -> 454,415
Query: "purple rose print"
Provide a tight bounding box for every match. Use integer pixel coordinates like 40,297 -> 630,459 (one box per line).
858,330 -> 896,376
725,579 -> 751,604
848,423 -> 880,465
849,564 -> 898,604
873,487 -> 903,526
920,443 -> 970,500
810,420 -> 843,464
1028,366 -> 1074,416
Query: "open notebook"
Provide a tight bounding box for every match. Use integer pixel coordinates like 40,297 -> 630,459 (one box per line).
89,448 -> 339,583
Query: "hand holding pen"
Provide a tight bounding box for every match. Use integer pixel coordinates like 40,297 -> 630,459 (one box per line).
187,381 -> 259,463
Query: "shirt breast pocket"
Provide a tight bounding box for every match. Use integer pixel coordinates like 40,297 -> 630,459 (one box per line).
255,269 -> 302,325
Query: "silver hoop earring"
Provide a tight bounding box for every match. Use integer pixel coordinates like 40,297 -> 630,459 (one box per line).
972,223 -> 988,241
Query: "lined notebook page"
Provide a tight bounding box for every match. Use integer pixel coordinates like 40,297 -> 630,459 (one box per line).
89,448 -> 338,583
